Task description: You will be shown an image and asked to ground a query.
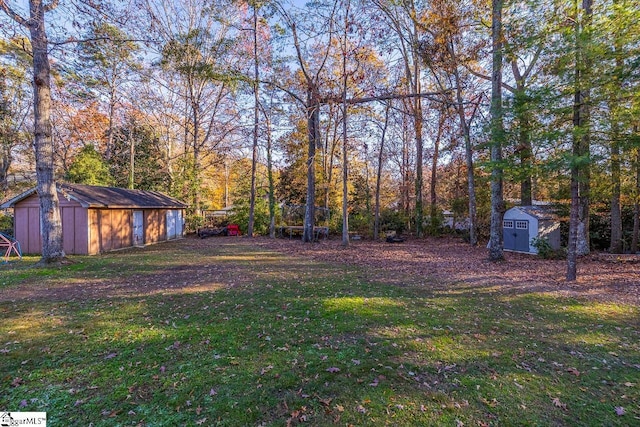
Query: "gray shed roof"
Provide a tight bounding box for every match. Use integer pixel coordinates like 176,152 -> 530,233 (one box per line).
1,183 -> 188,209
508,205 -> 559,221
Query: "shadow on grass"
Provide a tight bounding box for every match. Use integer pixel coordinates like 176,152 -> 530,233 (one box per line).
0,238 -> 638,426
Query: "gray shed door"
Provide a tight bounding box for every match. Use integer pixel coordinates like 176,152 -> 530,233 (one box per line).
504,219 -> 530,252
133,211 -> 144,246
166,210 -> 182,240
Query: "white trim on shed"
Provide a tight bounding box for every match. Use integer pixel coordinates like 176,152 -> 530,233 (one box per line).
503,206 -> 561,254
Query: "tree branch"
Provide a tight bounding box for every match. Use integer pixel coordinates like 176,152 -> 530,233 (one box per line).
263,79 -> 304,105
273,3 -> 312,85
312,0 -> 338,85
0,0 -> 29,27
466,66 -> 516,93
522,43 -> 544,81
43,0 -> 59,13
323,90 -> 452,106
50,36 -> 156,47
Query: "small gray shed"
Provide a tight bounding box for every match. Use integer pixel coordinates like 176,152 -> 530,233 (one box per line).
503,205 -> 561,254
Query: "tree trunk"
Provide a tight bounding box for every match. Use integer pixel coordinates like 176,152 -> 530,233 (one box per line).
341,1 -> 350,247
106,86 -> 116,161
610,127 -> 622,253
453,70 -> 478,246
567,0 -> 593,280
401,114 -> 411,220
341,109 -> 349,246
577,0 -> 593,257
632,142 -> 639,253
374,103 -> 390,241
488,0 -> 505,261
567,172 -> 580,280
264,107 -> 276,239
429,107 -> 444,233
609,4 -> 623,254
191,95 -> 202,216
414,74 -> 424,238
0,1 -> 65,261
303,88 -> 319,243
0,142 -> 11,194
247,4 -> 260,238
29,0 -> 64,263
129,128 -> 135,189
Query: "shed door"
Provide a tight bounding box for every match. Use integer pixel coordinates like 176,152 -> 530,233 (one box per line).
503,220 -> 515,250
166,210 -> 182,240
133,211 -> 144,246
514,220 -> 530,252
504,220 -> 530,252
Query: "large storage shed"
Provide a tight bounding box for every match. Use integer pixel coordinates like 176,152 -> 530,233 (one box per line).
503,205 -> 561,254
1,183 -> 187,255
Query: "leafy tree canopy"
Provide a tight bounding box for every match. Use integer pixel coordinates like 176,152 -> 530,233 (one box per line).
65,144 -> 114,186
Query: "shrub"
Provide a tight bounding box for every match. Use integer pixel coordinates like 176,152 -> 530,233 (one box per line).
531,236 -> 565,259
379,209 -> 407,235
0,212 -> 12,236
228,198 -> 271,235
349,212 -> 373,236
185,213 -> 204,233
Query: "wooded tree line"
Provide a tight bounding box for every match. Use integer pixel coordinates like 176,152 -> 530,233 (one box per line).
0,0 -> 639,279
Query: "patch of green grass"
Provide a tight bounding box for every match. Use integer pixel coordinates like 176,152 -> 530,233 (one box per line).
1,240 -> 639,426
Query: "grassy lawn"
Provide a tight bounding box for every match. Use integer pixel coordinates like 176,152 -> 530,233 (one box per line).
1,239 -> 639,426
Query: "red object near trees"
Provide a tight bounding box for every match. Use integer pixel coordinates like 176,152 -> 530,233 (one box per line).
227,224 -> 240,236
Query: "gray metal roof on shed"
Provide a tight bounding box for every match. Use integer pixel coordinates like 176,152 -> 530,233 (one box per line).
1,183 -> 188,209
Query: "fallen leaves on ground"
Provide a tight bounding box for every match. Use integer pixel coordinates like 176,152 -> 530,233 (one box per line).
552,397 -> 567,410
256,237 -> 640,307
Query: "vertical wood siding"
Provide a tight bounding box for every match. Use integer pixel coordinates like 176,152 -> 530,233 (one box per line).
12,190 -> 183,255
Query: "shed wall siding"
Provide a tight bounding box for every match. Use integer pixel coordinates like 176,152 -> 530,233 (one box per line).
98,210 -> 112,252
115,210 -> 132,249
27,207 -> 41,254
88,209 -> 99,255
97,209 -> 133,252
11,190 -> 184,255
538,220 -> 562,250
145,210 -> 167,243
14,206 -> 40,254
13,207 -> 26,251
59,198 -> 88,255
61,207 -> 75,252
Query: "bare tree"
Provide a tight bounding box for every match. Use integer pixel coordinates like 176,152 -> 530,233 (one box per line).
146,0 -> 242,216
273,0 -> 337,242
373,101 -> 391,240
340,0 -> 350,246
247,1 -> 260,237
371,0 -> 426,237
418,0 -> 483,245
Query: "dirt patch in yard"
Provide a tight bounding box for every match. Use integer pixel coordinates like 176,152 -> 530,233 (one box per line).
254,236 -> 640,306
